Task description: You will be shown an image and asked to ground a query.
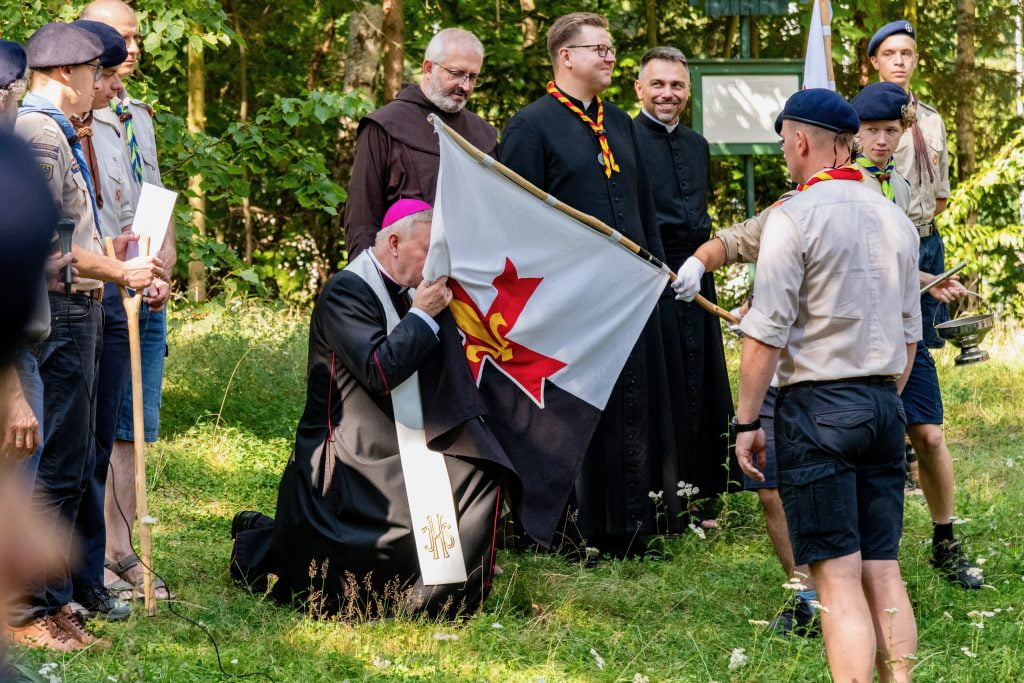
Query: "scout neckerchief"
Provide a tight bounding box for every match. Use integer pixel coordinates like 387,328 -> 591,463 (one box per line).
19,93 -> 101,234
112,98 -> 144,183
770,165 -> 863,208
855,154 -> 895,201
344,251 -> 468,586
70,111 -> 104,209
546,81 -> 620,178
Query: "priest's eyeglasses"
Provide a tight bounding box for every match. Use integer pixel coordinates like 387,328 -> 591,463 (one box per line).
436,64 -> 483,86
566,44 -> 617,59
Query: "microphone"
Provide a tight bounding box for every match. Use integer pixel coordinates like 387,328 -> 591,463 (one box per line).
55,218 -> 75,296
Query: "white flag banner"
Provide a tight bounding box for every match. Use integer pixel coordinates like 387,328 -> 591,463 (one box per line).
422,117 -> 670,411
804,0 -> 835,91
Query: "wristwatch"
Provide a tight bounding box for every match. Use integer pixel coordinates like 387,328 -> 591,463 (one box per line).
731,416 -> 762,433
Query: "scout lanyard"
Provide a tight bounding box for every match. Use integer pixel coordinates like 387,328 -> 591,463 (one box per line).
546,81 -> 620,178
855,154 -> 896,201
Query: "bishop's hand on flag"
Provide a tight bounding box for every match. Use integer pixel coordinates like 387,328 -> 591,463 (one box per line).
422,116 -> 671,546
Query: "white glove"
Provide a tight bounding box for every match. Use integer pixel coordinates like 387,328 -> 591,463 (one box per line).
672,256 -> 705,302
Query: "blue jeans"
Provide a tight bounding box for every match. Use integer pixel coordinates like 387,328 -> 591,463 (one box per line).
13,348 -> 45,486
73,284 -> 130,590
9,293 -> 102,626
114,305 -> 167,442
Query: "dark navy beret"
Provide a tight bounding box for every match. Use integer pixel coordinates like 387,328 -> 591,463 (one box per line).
73,20 -> 128,68
0,40 -> 27,89
868,20 -> 915,57
25,22 -> 103,69
851,82 -> 910,123
775,88 -> 860,135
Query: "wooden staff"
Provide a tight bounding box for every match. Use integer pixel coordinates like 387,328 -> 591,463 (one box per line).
104,236 -> 157,616
428,116 -> 741,326
819,0 -> 836,87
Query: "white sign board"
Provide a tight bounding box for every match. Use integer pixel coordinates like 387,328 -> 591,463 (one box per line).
700,74 -> 800,145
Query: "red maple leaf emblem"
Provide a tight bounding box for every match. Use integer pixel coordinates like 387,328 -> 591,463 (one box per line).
448,258 -> 566,406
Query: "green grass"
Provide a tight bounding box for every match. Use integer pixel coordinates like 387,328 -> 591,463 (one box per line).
11,303 -> 1024,682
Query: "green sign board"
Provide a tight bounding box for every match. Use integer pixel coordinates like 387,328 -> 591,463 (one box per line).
689,0 -> 789,16
688,59 -> 804,156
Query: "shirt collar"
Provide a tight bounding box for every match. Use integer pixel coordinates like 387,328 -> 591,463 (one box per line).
641,107 -> 679,134
366,249 -> 408,294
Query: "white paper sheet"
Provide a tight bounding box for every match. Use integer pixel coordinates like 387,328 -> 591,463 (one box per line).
127,183 -> 177,259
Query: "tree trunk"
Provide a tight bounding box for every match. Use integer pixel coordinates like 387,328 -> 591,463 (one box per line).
520,0 -> 538,49
645,0 -> 657,48
230,1 -> 253,264
381,0 -> 404,103
187,37 -> 207,302
904,0 -> 918,26
307,13 -> 336,90
855,8 -> 871,87
955,0 -> 976,184
721,16 -> 739,58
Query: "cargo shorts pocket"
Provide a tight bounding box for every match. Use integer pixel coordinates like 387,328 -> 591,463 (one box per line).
814,406 -> 874,455
778,460 -> 842,537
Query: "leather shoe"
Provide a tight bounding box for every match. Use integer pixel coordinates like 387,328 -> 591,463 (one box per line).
769,595 -> 819,638
6,615 -> 85,652
73,584 -> 131,621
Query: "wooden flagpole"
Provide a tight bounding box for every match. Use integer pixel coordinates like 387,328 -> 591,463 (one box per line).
104,236 -> 157,616
819,0 -> 836,88
429,116 -> 740,326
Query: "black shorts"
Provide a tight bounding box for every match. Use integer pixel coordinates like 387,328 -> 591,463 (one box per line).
775,379 -> 907,566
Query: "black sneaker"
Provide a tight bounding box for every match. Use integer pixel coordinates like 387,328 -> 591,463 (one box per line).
931,540 -> 983,590
73,585 -> 131,621
769,595 -> 820,638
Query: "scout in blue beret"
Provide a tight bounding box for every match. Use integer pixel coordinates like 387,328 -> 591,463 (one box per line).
851,82 -> 914,208
0,40 -> 28,129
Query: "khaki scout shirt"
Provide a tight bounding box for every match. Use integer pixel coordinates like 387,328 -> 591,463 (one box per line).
91,105 -> 136,239
860,167 -> 912,216
739,177 -> 921,387
113,92 -> 164,192
16,109 -> 103,292
894,98 -> 950,226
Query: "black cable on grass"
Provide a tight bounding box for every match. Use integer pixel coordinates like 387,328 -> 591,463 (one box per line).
65,303 -> 276,682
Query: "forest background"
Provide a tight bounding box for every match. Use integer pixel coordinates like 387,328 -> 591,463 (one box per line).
1,0 -> 1022,314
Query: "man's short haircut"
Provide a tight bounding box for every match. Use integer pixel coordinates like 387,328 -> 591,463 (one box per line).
374,209 -> 433,247
546,12 -> 608,65
424,28 -> 484,64
639,46 -> 688,79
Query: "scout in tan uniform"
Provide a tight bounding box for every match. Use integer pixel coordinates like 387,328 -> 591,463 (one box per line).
80,0 -> 175,603
735,88 -> 920,683
870,19 -> 981,589
7,21 -> 161,652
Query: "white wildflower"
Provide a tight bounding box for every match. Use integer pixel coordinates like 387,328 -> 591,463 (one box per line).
433,632 -> 459,641
951,517 -> 972,525
976,557 -> 988,565
590,648 -> 605,670
648,490 -> 664,501
141,515 -> 158,525
371,656 -> 392,669
230,659 -> 238,665
491,622 -> 503,629
809,600 -> 831,614
688,522 -> 706,539
971,622 -> 985,629
728,647 -> 749,670
968,610 -> 995,618
967,566 -> 984,579
677,481 -> 700,498
585,546 -> 600,557
748,619 -> 770,626
961,646 -> 977,658
108,678 -> 118,683
782,578 -> 808,591
633,675 -> 650,683
1007,458 -> 1016,468
884,607 -> 899,615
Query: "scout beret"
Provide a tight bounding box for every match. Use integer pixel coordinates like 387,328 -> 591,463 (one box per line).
25,22 -> 104,69
73,20 -> 128,68
775,88 -> 860,135
868,20 -> 915,57
851,82 -> 910,123
0,40 -> 27,89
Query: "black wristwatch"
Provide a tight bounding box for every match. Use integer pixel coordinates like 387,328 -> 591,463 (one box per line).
731,416 -> 762,433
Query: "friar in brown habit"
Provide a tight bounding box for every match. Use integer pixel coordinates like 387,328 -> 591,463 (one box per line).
343,27 -> 497,259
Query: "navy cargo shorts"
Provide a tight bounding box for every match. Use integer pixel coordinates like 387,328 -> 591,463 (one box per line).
775,379 -> 907,566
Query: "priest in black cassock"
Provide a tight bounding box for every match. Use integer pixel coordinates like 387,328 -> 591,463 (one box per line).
501,13 -> 688,551
230,201 -> 513,618
632,48 -> 737,522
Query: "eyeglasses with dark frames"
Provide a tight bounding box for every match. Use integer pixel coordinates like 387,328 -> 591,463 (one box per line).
565,44 -> 617,59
